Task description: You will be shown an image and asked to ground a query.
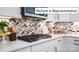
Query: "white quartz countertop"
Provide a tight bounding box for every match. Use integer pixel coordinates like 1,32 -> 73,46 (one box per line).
0,33 -> 79,52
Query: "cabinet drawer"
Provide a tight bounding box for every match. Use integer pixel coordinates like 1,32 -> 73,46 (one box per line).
64,36 -> 79,46
64,36 -> 79,40
71,43 -> 79,47
69,37 -> 79,46
32,40 -> 57,52
14,47 -> 31,52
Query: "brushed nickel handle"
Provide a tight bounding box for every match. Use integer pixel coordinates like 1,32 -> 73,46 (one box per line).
74,40 -> 79,42
74,43 -> 79,46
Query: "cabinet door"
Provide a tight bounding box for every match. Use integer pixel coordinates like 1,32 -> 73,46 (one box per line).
59,14 -> 79,21
70,14 -> 79,21
0,7 -> 21,18
63,36 -> 74,52
46,47 -> 56,52
40,47 -> 52,52
63,36 -> 72,47
56,38 -> 63,52
32,39 -> 57,52
72,43 -> 79,52
49,47 -> 56,52
47,14 -> 59,20
57,44 -> 63,52
68,46 -> 79,52
59,14 -> 70,21
63,36 -> 79,52
13,47 -> 31,52
39,46 -> 56,52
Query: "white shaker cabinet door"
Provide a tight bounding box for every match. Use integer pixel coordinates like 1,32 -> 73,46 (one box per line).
63,36 -> 79,52
32,41 -> 53,52
49,47 -> 56,52
70,14 -> 79,21
40,47 -> 56,52
47,14 -> 58,20
63,36 -> 73,52
32,39 -> 57,52
56,37 -> 63,52
68,46 -> 79,52
59,14 -> 70,21
0,7 -> 21,18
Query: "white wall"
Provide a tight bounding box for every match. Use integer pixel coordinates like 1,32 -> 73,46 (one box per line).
47,14 -> 79,21
0,7 -> 22,18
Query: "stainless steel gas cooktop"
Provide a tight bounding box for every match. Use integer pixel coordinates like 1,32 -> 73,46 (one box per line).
18,34 -> 52,42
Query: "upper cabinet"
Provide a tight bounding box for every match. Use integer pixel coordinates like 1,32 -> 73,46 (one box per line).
69,14 -> 79,21
47,14 -> 71,21
59,14 -> 79,21
21,7 -> 47,18
59,14 -> 70,21
47,14 -> 79,21
0,7 -> 22,18
46,14 -> 59,21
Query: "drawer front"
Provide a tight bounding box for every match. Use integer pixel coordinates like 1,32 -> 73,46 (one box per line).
32,40 -> 57,52
14,47 -> 31,52
72,43 -> 79,47
64,37 -> 79,46
64,36 -> 79,41
69,37 -> 79,47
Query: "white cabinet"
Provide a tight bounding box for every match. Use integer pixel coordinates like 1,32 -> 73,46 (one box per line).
63,36 -> 79,52
47,14 -> 59,20
10,36 -> 79,52
70,14 -> 79,21
13,47 -> 31,52
32,39 -> 57,52
0,7 -> 21,18
59,14 -> 79,21
55,37 -> 63,52
40,47 -> 56,52
32,37 -> 63,52
59,14 -> 70,21
47,13 -> 79,21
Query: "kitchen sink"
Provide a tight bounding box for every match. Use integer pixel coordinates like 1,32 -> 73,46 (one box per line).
17,34 -> 52,42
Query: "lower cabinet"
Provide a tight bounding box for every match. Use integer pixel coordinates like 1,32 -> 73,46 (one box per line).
63,36 -> 79,52
68,44 -> 79,52
13,37 -> 63,52
32,39 -> 57,52
38,47 -> 56,52
67,47 -> 79,52
12,36 -> 79,52
14,47 -> 31,52
54,37 -> 63,52
31,37 -> 63,52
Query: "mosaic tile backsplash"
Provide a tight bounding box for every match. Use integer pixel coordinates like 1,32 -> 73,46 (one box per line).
12,17 -> 46,37
11,17 -> 74,37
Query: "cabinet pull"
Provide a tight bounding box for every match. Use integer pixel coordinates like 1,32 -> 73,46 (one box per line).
74,43 -> 79,46
74,40 -> 79,42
